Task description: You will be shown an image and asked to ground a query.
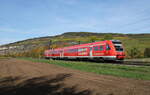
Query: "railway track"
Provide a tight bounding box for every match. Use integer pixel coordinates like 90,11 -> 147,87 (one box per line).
121,61 -> 150,66
104,60 -> 150,66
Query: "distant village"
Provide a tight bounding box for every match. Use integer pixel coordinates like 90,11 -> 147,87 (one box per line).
0,45 -> 37,55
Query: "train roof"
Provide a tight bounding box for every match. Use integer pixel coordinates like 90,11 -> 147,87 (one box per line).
47,40 -> 121,51
63,40 -> 107,49
53,40 -> 115,50
51,40 -> 111,50
46,40 -> 121,51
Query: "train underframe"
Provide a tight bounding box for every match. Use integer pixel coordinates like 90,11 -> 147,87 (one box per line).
45,56 -> 124,62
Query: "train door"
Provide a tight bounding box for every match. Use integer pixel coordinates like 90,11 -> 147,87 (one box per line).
60,50 -> 64,57
99,45 -> 105,56
89,47 -> 93,57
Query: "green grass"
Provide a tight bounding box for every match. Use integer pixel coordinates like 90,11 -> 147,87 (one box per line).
21,58 -> 150,80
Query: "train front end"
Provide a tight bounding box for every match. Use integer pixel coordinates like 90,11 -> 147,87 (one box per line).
111,40 -> 125,60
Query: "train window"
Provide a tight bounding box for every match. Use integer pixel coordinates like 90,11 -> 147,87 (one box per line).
115,46 -> 123,51
94,46 -> 99,51
73,49 -> 78,52
67,49 -> 78,53
100,46 -> 104,51
67,49 -> 71,53
52,51 -> 57,54
112,41 -> 122,44
78,48 -> 87,52
106,44 -> 111,50
83,48 -> 87,51
90,47 -> 92,51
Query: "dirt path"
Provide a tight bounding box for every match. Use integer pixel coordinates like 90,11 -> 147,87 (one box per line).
0,58 -> 150,95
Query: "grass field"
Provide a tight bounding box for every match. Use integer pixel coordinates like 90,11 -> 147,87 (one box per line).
22,58 -> 150,80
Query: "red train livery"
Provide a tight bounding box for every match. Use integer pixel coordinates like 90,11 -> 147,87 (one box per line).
44,40 -> 125,61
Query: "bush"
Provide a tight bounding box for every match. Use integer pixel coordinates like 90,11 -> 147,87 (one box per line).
128,47 -> 141,58
89,36 -> 98,42
144,48 -> 150,57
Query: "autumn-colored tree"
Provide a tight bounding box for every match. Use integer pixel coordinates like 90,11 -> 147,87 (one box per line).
30,46 -> 48,58
11,46 -> 49,58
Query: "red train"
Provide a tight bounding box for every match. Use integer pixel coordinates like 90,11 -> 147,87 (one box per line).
44,40 -> 125,61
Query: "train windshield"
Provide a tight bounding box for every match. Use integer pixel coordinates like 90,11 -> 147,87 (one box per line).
115,46 -> 123,51
112,41 -> 122,44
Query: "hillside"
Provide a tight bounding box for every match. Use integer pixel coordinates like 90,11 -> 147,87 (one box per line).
0,32 -> 150,58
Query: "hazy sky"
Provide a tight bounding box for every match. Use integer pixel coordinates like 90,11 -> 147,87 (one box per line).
0,0 -> 150,45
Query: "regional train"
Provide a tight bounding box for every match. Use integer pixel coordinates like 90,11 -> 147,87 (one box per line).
44,40 -> 125,61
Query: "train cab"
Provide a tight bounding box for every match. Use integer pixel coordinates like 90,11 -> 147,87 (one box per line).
111,40 -> 125,60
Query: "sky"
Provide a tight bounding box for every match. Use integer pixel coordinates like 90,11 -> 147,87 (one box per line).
0,0 -> 150,45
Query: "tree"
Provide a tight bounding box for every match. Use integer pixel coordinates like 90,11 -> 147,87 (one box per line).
48,40 -> 52,49
89,36 -> 98,42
